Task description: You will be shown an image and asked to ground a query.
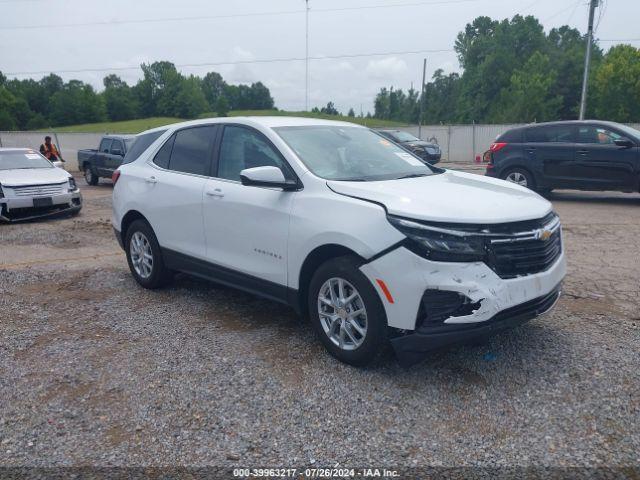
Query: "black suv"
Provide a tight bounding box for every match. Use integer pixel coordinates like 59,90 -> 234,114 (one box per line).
484,121 -> 640,193
376,129 -> 441,164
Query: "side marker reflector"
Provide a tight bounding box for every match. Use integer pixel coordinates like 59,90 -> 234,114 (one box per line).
376,279 -> 395,304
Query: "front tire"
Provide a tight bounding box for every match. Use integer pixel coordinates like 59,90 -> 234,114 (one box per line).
125,219 -> 172,289
502,167 -> 534,190
308,256 -> 387,366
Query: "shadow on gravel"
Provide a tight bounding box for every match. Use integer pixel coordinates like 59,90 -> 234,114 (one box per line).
167,273 -> 568,391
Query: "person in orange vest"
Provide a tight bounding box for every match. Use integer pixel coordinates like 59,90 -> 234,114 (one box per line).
39,136 -> 64,162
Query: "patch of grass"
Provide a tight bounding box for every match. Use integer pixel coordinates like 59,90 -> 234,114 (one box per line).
49,117 -> 184,134
200,110 -> 408,127
45,111 -> 408,134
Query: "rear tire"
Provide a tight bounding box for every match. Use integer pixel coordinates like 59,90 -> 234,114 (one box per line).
502,167 -> 535,190
84,165 -> 99,185
125,219 -> 173,289
308,255 -> 387,366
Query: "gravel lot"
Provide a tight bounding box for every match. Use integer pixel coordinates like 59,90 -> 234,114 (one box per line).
0,167 -> 639,473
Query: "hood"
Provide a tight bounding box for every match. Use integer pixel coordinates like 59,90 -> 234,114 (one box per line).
404,141 -> 438,149
0,167 -> 71,187
327,170 -> 552,224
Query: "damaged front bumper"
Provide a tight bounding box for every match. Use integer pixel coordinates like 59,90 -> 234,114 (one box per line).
359,245 -> 566,366
390,283 -> 561,367
0,191 -> 83,222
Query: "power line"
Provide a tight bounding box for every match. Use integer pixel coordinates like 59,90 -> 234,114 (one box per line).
0,0 -> 484,31
4,48 -> 454,76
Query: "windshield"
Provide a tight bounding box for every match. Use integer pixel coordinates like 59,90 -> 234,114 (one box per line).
614,124 -> 640,142
275,126 -> 435,181
390,131 -> 420,142
0,151 -> 53,171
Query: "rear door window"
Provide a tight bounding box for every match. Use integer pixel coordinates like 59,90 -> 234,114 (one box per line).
525,125 -> 575,143
167,126 -> 217,176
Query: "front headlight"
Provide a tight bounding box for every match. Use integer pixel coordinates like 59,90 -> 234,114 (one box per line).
388,215 -> 486,262
68,177 -> 77,191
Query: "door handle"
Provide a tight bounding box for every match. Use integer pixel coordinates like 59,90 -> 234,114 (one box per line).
577,149 -> 589,155
206,188 -> 224,198
145,176 -> 157,184
526,148 -> 536,153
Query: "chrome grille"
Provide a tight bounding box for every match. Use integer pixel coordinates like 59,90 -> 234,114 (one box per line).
487,217 -> 562,279
11,182 -> 66,197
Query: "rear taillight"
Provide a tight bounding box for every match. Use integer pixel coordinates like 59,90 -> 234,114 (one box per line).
112,170 -> 121,185
489,142 -> 507,153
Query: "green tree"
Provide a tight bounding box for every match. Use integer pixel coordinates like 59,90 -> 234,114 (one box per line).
422,70 -> 460,124
454,15 -> 547,122
175,76 -> 209,118
102,74 -> 139,121
592,44 -> 640,122
547,26 -> 602,119
347,108 -> 355,117
491,52 -> 562,122
249,82 -> 274,109
135,61 -> 182,117
201,72 -> 226,110
0,88 -> 18,130
49,80 -> 106,126
215,95 -> 230,116
320,102 -> 339,115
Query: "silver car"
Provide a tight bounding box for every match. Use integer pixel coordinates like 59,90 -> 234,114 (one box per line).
0,148 -> 82,222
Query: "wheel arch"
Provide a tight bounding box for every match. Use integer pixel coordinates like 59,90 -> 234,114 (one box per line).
295,244 -> 365,318
120,210 -> 150,240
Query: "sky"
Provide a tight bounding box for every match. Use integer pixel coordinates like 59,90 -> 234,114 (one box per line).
1,0 -> 639,115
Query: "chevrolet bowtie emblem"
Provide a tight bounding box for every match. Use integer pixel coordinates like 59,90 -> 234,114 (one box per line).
537,229 -> 552,241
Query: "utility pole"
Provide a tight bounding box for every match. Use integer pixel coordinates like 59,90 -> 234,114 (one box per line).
305,0 -> 310,111
418,58 -> 426,139
579,0 -> 598,120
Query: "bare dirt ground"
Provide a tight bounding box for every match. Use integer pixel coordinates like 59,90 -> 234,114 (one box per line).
0,169 -> 639,472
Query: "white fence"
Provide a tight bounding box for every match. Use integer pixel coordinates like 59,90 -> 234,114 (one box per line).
2,123 -> 639,171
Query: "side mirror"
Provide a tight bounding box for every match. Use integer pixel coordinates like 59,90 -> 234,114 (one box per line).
111,148 -> 123,156
614,138 -> 634,148
240,166 -> 298,191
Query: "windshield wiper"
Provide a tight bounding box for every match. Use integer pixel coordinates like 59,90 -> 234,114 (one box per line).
395,173 -> 429,179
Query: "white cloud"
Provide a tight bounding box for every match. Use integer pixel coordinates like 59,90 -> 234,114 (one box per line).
365,57 -> 408,80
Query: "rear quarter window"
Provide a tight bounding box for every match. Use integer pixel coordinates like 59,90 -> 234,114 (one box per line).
122,130 -> 167,165
497,129 -> 523,143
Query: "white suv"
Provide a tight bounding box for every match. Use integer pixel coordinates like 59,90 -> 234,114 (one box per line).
112,117 -> 565,366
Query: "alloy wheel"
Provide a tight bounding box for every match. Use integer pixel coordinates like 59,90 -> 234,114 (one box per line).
505,171 -> 528,186
130,231 -> 153,279
317,277 -> 368,351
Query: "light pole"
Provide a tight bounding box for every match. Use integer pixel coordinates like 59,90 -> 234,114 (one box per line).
305,0 -> 310,111
579,0 -> 599,120
418,58 -> 426,138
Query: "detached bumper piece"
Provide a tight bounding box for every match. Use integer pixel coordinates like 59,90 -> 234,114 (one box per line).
391,283 -> 562,367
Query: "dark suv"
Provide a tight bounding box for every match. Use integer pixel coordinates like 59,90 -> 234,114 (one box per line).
484,121 -> 640,193
376,129 -> 441,164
